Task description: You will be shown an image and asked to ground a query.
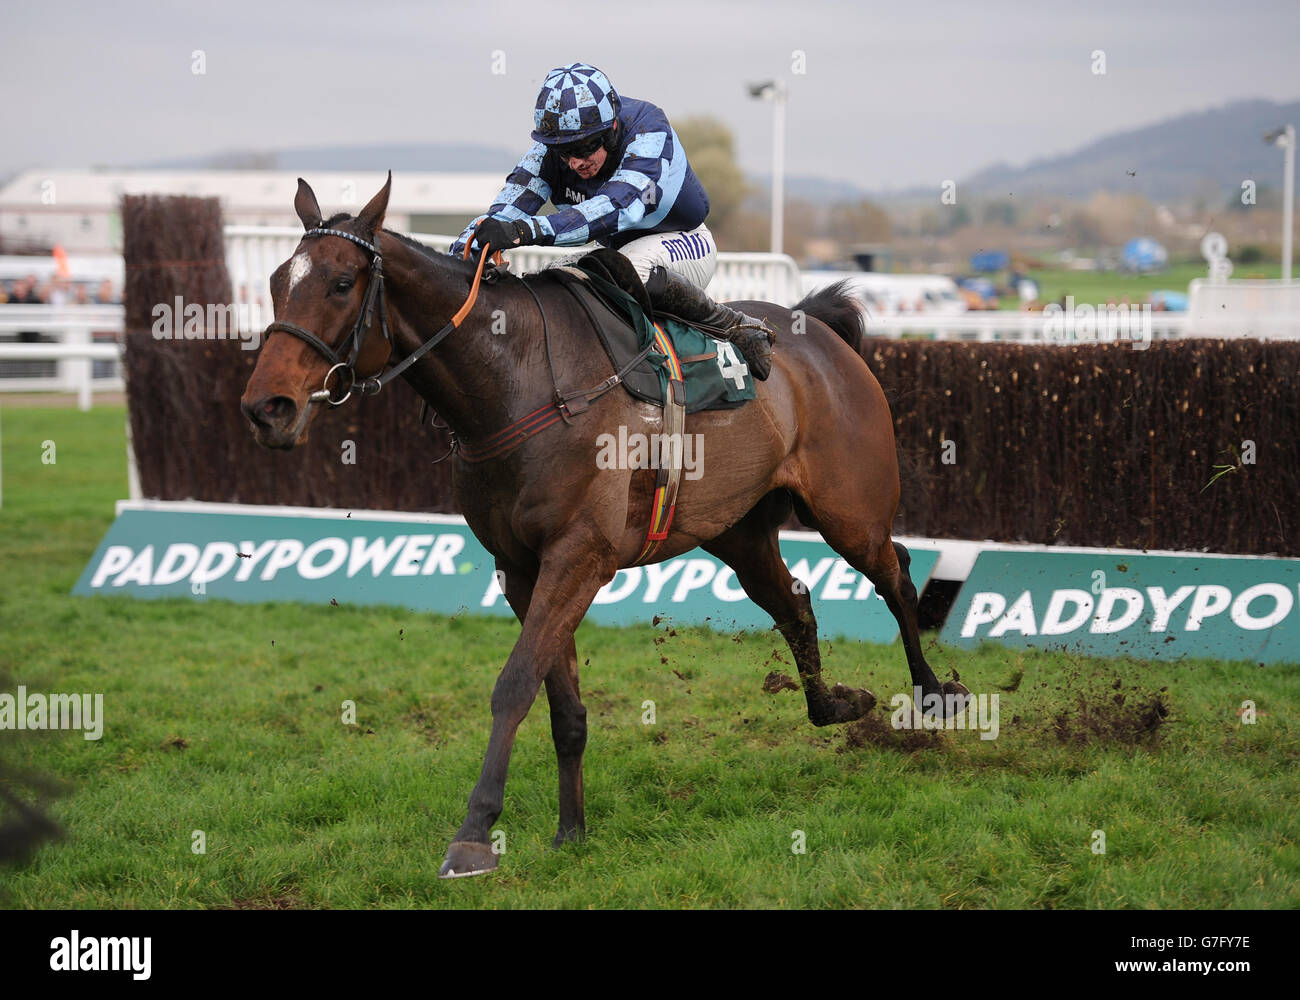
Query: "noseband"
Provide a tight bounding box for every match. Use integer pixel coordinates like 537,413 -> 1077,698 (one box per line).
262,228 -> 502,408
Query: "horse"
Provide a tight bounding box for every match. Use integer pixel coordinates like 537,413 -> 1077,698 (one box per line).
241,175 -> 968,878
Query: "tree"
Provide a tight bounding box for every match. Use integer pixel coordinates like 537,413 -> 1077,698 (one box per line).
825,199 -> 893,244
674,116 -> 751,244
980,198 -> 1018,227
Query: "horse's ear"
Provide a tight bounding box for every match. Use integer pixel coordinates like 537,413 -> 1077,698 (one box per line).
294,178 -> 322,231
357,171 -> 391,237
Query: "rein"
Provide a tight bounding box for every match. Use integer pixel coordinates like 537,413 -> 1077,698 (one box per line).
261,230 -> 642,464
262,227 -> 499,407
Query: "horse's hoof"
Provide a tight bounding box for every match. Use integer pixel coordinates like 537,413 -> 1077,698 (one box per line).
552,827 -> 585,849
439,840 -> 499,879
940,680 -> 971,717
831,683 -> 877,718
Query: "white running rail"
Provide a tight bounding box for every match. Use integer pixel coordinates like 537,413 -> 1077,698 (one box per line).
0,304 -> 125,409
222,226 -> 804,318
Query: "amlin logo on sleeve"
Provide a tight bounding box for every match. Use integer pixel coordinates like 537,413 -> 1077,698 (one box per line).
941,550 -> 1300,664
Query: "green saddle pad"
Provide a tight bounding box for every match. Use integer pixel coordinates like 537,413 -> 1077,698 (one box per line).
573,266 -> 758,413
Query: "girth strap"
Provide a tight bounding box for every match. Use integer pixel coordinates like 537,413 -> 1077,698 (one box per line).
632,323 -> 687,565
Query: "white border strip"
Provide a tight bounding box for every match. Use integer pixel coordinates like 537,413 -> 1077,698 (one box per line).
892,535 -> 1293,580
116,498 -> 470,526
113,500 -> 1291,581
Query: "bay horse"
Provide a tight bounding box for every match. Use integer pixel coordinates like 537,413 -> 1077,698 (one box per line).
241,176 -> 968,878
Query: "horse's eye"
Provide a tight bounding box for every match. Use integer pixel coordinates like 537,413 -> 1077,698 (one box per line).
332,278 -> 354,294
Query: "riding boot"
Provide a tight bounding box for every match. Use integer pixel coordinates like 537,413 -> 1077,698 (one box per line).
643,265 -> 775,380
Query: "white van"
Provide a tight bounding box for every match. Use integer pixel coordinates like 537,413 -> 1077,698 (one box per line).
800,270 -> 966,319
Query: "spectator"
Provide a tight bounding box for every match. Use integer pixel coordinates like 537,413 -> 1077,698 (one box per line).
94,279 -> 117,305
10,275 -> 42,304
6,276 -> 43,343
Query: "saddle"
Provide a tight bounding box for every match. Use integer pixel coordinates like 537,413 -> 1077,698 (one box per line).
545,249 -> 757,414
577,248 -> 653,315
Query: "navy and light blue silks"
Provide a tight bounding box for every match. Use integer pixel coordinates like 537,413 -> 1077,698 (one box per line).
450,97 -> 710,255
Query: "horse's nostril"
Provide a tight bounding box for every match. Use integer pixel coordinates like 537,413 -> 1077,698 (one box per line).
243,395 -> 297,430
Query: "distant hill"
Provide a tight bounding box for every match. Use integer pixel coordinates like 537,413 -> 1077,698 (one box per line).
143,98 -> 1300,207
961,99 -> 1300,203
146,142 -> 519,173
747,174 -> 874,204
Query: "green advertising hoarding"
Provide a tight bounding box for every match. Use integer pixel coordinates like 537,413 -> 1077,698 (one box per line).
941,549 -> 1300,665
73,502 -> 940,643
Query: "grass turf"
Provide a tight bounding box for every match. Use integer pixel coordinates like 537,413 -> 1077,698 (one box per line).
1,406 -> 1297,908
998,262 -> 1284,310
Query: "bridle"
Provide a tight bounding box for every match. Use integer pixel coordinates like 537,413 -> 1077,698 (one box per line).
258,228 -> 647,467
262,226 -> 500,407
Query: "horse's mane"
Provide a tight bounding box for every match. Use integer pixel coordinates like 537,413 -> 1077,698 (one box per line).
318,212 -> 476,273
384,227 -> 453,264
319,212 -> 569,289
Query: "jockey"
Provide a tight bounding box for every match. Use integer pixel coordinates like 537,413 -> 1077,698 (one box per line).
449,62 -> 775,380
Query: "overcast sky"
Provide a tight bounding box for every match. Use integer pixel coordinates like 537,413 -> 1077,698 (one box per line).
3,0 -> 1298,190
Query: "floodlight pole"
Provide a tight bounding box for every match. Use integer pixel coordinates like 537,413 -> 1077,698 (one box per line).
748,80 -> 787,255
1266,125 -> 1295,281
1282,125 -> 1294,281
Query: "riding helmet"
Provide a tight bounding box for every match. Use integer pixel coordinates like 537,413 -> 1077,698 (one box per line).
532,63 -> 622,146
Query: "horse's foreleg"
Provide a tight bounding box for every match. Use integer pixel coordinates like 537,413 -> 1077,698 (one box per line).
495,561 -> 588,850
440,538 -> 613,879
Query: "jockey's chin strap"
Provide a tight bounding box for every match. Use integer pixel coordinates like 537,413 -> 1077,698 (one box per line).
262,228 -> 502,407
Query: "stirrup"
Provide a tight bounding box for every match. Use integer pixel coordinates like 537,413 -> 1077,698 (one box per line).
727,322 -> 773,381
732,317 -> 776,340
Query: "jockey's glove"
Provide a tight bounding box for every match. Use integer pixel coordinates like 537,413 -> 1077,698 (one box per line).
473,218 -> 536,255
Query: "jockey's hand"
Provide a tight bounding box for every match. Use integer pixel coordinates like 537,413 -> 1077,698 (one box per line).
472,218 -> 535,257
448,214 -> 488,258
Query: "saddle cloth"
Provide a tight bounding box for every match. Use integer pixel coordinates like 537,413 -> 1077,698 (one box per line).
545,250 -> 757,414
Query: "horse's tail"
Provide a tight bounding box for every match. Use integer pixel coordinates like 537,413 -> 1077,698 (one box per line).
791,280 -> 863,355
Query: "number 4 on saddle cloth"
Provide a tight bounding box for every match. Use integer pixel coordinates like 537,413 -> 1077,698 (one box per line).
547,249 -> 758,414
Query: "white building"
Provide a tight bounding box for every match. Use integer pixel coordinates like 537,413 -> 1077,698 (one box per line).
0,168 -> 507,254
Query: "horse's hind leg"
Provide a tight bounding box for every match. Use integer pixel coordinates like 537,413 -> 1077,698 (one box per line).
497,562 -> 587,849
703,492 -> 874,726
803,498 -> 969,717
546,641 -> 587,845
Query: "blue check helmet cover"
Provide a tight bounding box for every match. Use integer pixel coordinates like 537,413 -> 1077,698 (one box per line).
450,62 -> 711,255
531,63 -> 620,145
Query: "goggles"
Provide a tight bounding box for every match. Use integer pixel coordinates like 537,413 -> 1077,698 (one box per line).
555,131 -> 608,160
